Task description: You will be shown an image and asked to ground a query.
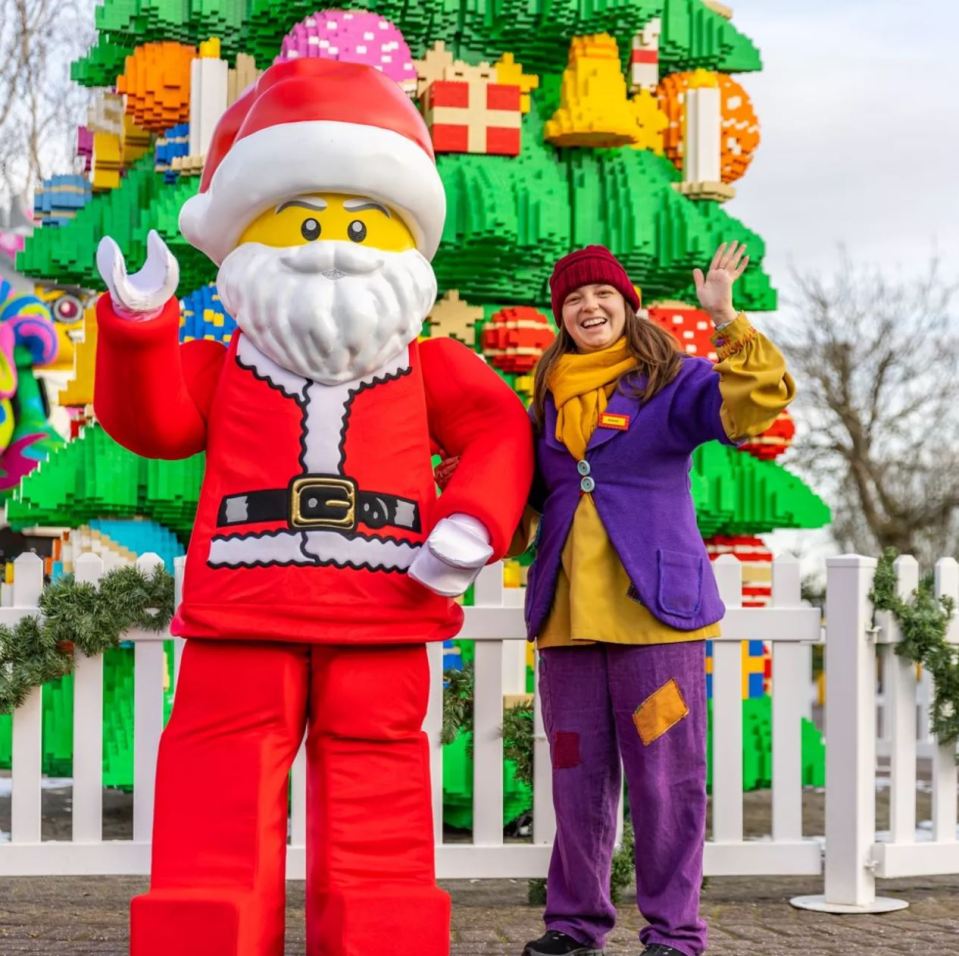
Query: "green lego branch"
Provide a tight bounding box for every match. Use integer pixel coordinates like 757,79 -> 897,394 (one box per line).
7,424 -> 204,542
73,0 -> 762,89
21,103 -> 776,311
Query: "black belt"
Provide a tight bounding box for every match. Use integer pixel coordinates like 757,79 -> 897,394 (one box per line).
217,474 -> 420,533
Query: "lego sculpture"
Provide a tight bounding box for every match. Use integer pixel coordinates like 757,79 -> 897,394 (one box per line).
0,286 -> 62,493
2,1 -> 836,916
93,57 -> 532,956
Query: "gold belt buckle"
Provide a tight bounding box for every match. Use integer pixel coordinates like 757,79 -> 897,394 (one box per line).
290,476 -> 356,529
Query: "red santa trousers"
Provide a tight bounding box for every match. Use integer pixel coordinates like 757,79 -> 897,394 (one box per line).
130,639 -> 450,956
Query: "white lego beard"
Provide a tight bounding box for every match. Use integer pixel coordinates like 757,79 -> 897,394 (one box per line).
217,239 -> 437,385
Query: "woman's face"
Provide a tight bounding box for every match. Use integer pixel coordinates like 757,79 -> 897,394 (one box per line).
561,283 -> 627,353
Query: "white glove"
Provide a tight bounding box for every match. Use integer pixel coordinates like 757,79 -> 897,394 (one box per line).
96,229 -> 179,319
408,513 -> 494,598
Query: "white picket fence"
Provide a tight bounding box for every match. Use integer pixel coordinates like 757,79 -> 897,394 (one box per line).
1,550 -> 956,908
792,555 -> 959,914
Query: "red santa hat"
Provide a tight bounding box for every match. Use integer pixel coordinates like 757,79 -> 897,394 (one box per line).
179,58 -> 446,265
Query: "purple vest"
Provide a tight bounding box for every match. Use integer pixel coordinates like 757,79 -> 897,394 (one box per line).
525,356 -> 735,639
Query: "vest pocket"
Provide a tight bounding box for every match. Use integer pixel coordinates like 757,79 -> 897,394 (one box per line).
656,548 -> 704,618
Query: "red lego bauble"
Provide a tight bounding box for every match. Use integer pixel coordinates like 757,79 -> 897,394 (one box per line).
706,535 -> 773,607
647,303 -> 717,361
481,306 -> 555,373
740,408 -> 796,461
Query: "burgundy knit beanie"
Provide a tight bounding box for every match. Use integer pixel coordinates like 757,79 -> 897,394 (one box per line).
549,245 -> 641,322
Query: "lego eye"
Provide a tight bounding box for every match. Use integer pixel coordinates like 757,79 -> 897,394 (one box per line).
301,218 -> 321,241
53,294 -> 82,324
347,220 -> 367,243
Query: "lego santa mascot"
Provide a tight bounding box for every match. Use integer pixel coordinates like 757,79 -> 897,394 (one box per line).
93,57 -> 533,956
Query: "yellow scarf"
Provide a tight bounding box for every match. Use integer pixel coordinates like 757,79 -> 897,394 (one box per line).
548,338 -> 637,460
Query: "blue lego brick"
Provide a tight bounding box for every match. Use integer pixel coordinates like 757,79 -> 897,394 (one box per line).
88,518 -> 185,572
179,283 -> 236,345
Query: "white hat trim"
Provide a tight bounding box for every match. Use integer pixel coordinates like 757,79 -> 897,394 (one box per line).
179,119 -> 446,264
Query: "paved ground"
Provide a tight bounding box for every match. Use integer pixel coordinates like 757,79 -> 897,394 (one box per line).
1,872 -> 958,954
1,778 -> 957,954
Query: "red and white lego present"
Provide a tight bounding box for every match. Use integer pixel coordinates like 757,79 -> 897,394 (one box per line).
423,79 -> 522,155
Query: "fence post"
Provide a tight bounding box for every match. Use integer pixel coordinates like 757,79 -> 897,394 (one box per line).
770,555 -> 804,843
931,558 -> 959,842
472,564 -> 505,846
712,555 -> 744,844
881,557 -> 919,847
132,553 -> 167,844
532,648 -> 555,845
791,555 -> 907,913
425,641 -> 445,844
10,553 -> 44,845
73,553 -> 106,843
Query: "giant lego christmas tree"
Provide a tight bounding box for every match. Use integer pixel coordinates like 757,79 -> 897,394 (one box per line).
14,0 -> 829,568
3,0 -> 831,803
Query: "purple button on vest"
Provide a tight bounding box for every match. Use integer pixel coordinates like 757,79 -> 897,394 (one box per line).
525,356 -> 735,640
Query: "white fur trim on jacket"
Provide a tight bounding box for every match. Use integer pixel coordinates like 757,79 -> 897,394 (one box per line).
179,119 -> 446,265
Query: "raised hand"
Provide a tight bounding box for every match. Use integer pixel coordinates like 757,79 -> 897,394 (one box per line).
692,241 -> 749,326
96,229 -> 180,319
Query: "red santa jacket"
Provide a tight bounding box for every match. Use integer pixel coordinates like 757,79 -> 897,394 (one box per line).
94,296 -> 533,644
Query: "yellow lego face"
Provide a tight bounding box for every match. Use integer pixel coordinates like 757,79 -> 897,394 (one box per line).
33,287 -> 88,372
238,193 -> 416,253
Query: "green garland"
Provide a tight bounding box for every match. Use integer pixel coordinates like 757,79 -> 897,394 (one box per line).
870,549 -> 959,744
0,564 -> 175,713
441,663 -> 474,745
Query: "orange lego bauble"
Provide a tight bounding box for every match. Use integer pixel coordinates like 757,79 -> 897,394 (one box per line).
657,71 -> 760,184
117,42 -> 196,132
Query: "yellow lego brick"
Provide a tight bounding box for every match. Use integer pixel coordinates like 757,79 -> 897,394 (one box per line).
425,290 -> 483,345
627,89 -> 667,155
546,34 -> 649,148
503,560 -> 523,588
59,303 -> 98,407
494,52 -> 539,114
199,37 -> 221,58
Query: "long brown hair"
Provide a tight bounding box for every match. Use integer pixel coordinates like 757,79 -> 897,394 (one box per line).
531,303 -> 684,429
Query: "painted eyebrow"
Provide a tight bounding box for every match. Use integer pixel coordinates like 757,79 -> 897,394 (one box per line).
275,198 -> 327,214
343,199 -> 391,218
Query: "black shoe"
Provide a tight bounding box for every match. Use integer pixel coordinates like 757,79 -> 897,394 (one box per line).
522,930 -> 605,955
641,945 -> 689,956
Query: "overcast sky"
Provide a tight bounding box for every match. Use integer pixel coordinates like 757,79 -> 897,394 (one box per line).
726,0 -> 958,284
724,0 -> 959,573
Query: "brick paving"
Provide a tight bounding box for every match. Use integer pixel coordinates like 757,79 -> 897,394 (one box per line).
0,872 -> 958,954
0,781 -> 957,954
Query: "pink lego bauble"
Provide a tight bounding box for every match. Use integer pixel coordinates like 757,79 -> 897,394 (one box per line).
276,9 -> 417,94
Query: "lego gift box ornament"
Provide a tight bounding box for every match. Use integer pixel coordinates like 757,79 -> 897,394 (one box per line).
423,79 -> 522,156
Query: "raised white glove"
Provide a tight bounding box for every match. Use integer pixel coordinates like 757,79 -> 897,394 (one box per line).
96,229 -> 179,319
408,513 -> 493,598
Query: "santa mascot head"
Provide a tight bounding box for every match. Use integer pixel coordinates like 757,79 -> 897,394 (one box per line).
179,58 -> 445,384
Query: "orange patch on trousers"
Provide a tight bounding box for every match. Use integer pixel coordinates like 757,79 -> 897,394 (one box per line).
633,678 -> 689,745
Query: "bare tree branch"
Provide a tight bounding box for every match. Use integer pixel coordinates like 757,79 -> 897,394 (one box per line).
0,0 -> 95,209
779,251 -> 959,565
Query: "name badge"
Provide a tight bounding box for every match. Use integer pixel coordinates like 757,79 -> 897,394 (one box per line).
598,412 -> 630,431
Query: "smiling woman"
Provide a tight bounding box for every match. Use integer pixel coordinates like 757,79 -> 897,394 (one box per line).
518,241 -> 797,956
237,192 -> 417,251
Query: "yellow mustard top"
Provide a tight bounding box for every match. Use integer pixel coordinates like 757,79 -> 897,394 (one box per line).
535,313 -> 795,648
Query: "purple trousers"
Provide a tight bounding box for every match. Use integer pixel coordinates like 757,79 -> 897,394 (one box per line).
538,641 -> 708,956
